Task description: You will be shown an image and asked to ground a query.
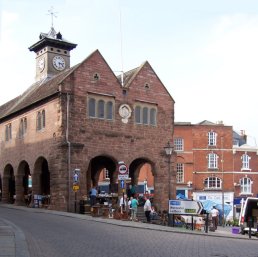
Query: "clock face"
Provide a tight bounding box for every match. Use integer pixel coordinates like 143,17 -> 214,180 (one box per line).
53,56 -> 66,71
38,58 -> 45,72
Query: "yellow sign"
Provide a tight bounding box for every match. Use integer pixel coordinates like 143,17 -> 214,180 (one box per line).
73,185 -> 79,192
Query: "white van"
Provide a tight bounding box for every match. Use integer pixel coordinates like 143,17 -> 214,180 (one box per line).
239,197 -> 258,235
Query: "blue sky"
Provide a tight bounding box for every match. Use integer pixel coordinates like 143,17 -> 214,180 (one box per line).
1,0 -> 258,145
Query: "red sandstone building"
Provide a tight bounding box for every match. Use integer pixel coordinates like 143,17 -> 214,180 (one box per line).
0,27 -> 175,212
174,120 -> 258,221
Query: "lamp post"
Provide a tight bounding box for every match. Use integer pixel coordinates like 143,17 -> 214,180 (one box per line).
164,141 -> 173,226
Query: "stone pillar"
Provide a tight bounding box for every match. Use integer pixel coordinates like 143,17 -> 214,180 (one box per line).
15,174 -> 25,206
2,176 -> 10,203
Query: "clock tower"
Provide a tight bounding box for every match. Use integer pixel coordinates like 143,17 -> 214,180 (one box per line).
29,27 -> 77,81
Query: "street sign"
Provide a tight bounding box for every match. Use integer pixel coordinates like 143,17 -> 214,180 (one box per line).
120,180 -> 125,189
118,161 -> 129,180
73,169 -> 80,183
169,200 -> 203,215
73,185 -> 79,192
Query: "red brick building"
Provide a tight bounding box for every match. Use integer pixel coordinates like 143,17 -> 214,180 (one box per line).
0,27 -> 175,212
174,120 -> 258,221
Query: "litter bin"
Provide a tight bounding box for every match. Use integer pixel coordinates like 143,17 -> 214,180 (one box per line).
79,200 -> 86,214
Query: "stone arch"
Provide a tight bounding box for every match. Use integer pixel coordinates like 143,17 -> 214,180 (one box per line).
128,157 -> 156,207
86,155 -> 117,194
16,160 -> 31,205
33,156 -> 50,196
129,157 -> 155,186
2,164 -> 15,203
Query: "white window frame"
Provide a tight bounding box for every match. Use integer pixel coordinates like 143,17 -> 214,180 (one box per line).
174,138 -> 184,151
240,177 -> 252,194
176,163 -> 184,183
241,153 -> 251,170
208,131 -> 217,146
208,153 -> 218,169
204,177 -> 221,189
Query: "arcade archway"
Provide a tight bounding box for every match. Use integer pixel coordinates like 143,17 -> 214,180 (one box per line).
2,164 -> 15,203
34,157 -> 50,195
16,161 -> 31,205
87,155 -> 117,194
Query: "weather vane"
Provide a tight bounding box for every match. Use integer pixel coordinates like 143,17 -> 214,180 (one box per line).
47,6 -> 57,28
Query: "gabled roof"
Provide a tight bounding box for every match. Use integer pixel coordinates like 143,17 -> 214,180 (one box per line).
0,49 -> 116,121
117,61 -> 174,102
197,120 -> 217,125
117,64 -> 144,88
0,64 -> 79,121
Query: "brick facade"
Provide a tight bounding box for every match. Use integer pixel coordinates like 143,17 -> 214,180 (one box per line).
174,121 -> 258,220
0,43 -> 175,212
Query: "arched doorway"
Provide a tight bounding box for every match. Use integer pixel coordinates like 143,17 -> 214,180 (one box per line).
2,164 -> 15,203
129,158 -> 155,206
16,161 -> 31,205
34,157 -> 50,196
87,155 -> 117,194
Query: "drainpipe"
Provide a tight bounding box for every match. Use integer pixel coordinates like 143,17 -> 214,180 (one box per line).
66,93 -> 71,212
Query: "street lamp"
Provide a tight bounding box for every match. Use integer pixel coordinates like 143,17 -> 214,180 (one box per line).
164,141 -> 173,226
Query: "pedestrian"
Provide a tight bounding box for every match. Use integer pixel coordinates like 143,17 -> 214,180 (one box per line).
119,194 -> 127,213
131,196 -> 139,221
210,206 -> 219,230
90,186 -> 97,206
144,196 -> 152,223
128,196 -> 133,218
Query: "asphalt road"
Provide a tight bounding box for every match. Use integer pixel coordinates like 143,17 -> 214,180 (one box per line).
1,206 -> 258,257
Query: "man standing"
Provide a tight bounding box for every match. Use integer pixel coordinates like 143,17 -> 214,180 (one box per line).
90,187 -> 97,206
210,206 -> 219,230
144,196 -> 152,223
131,196 -> 139,221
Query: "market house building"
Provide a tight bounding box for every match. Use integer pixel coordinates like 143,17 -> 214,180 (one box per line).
0,27 -> 175,212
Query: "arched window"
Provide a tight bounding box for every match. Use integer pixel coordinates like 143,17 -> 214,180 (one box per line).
208,153 -> 218,169
204,177 -> 221,189
142,107 -> 148,124
98,100 -> 105,119
135,106 -> 141,124
37,112 -> 42,131
19,118 -> 27,138
150,108 -> 156,126
89,98 -> 96,117
42,110 -> 45,128
5,123 -> 12,141
240,177 -> 252,194
106,101 -> 113,120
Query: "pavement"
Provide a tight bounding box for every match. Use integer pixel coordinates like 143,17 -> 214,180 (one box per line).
0,203 -> 257,257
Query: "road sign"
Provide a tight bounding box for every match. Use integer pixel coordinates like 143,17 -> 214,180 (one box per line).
73,169 -> 80,183
73,185 -> 79,192
169,200 -> 203,215
118,161 -> 129,180
120,180 -> 125,188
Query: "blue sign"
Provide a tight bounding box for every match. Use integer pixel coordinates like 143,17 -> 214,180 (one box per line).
120,180 -> 125,188
73,168 -> 80,183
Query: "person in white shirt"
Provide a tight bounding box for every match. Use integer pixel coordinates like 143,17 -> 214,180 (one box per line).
144,196 -> 152,223
119,194 -> 127,213
210,206 -> 219,230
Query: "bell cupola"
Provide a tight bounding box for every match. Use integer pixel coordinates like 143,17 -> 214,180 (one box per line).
29,27 -> 77,81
